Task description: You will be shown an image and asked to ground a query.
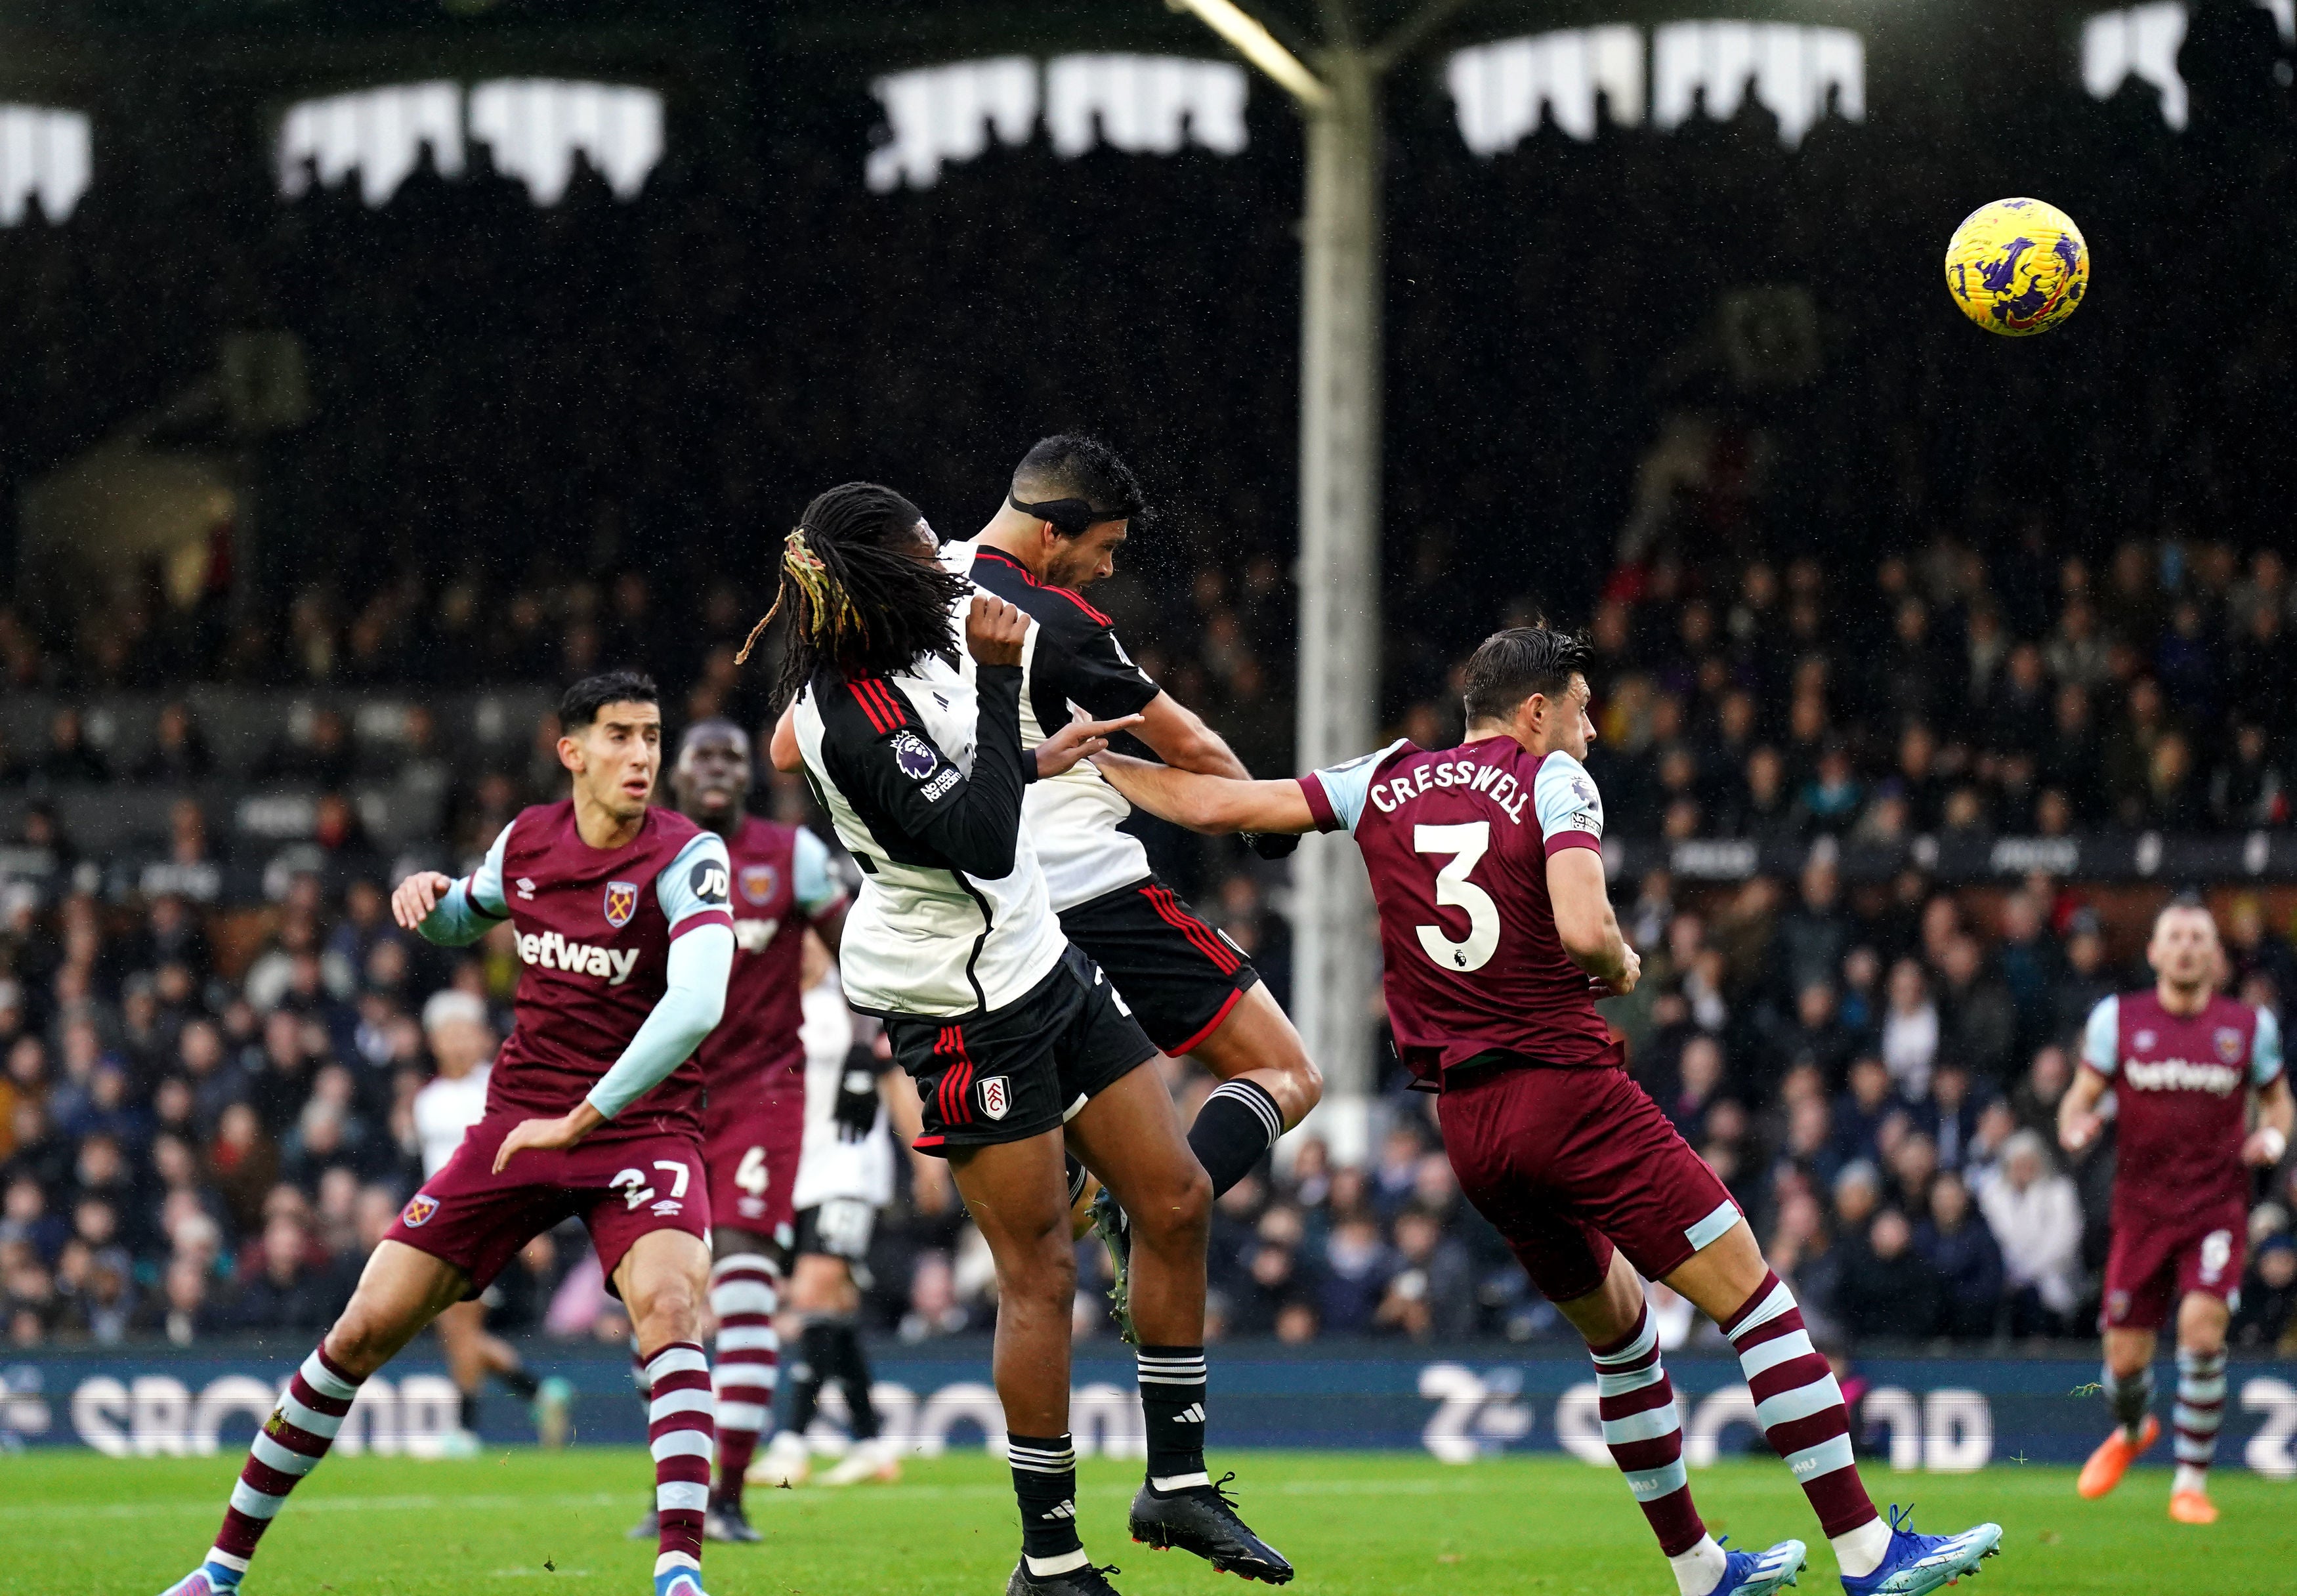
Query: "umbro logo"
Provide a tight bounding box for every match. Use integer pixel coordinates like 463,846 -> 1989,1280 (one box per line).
516,877 -> 536,900
1040,1502 -> 1076,1521
1174,1404 -> 1205,1423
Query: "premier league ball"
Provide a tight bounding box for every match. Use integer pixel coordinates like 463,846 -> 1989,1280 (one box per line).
1944,198 -> 2089,337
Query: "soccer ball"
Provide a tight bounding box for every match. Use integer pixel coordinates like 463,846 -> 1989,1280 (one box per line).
1943,198 -> 2089,337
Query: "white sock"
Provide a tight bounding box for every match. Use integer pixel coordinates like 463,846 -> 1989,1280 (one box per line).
654,1551 -> 700,1577
1669,1534 -> 1728,1596
1832,1517 -> 1893,1579
2173,1463 -> 2209,1496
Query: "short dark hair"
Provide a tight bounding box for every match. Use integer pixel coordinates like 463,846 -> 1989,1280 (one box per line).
1461,626 -> 1591,726
560,669 -> 660,732
1011,434 -> 1145,534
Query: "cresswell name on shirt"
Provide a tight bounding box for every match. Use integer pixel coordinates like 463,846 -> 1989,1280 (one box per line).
2117,1056 -> 2244,1096
1366,758 -> 1532,824
515,929 -> 643,985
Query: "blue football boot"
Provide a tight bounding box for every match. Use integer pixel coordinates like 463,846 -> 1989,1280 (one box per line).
655,1560 -> 708,1596
1714,1536 -> 1808,1596
158,1566 -> 241,1596
1839,1505 -> 2002,1596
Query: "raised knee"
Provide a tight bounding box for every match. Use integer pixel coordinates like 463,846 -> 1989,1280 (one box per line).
1288,1053 -> 1325,1114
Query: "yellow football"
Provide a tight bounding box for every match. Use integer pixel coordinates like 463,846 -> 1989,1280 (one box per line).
1944,198 -> 2090,337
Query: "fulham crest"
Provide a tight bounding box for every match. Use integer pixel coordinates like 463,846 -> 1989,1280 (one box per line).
979,1076 -> 1012,1121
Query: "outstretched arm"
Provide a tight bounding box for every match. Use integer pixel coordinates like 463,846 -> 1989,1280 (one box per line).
391,826 -> 511,945
1547,849 -> 1637,993
2247,1073 -> 2292,1167
1091,750 -> 1315,835
2057,1063 -> 2112,1156
1133,692 -> 1250,778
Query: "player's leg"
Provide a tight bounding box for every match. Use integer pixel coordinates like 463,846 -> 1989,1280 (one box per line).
1442,1072 -> 1779,1596
1066,1060 -> 1290,1584
159,1240 -> 469,1595
2168,1287 -> 2235,1522
1545,1246 -> 1773,1596
1668,1223 -> 2002,1593
757,1249 -> 846,1486
616,1227 -> 719,1596
2079,1326 -> 2161,1498
702,1224 -> 783,1533
435,1297 -> 549,1450
945,1129 -> 1110,1593
799,1208 -> 900,1486
1179,984 -> 1322,1190
2080,1223 -> 2174,1499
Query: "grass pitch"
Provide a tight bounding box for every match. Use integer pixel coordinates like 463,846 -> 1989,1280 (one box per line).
1,1448 -> 2285,1595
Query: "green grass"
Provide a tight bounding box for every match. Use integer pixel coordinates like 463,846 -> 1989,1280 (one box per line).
1,1448 -> 2286,1595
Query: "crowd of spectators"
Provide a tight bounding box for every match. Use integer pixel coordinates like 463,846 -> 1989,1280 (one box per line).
7,16 -> 2297,1352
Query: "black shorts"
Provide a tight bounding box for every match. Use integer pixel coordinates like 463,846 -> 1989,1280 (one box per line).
795,1199 -> 877,1265
1058,875 -> 1261,1056
889,944 -> 1157,1156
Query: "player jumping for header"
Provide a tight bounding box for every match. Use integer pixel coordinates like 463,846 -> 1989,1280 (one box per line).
159,671 -> 737,1596
774,436 -> 1324,1337
2061,899 -> 2290,1524
1089,624 -> 2004,1596
755,481 -> 1290,1594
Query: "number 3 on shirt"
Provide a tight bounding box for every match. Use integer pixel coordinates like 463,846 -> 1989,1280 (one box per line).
1414,822 -> 1499,973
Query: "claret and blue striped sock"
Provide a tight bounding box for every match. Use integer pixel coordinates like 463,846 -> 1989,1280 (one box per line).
207,1343 -> 367,1580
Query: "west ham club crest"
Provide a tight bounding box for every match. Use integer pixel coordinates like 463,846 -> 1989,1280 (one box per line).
740,864 -> 779,905
603,879 -> 639,929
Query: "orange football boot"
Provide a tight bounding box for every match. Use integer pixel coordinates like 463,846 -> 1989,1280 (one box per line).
2077,1413 -> 2159,1499
2168,1490 -> 2218,1525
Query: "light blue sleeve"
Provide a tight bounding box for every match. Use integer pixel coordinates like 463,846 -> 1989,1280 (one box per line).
792,827 -> 846,915
2254,1006 -> 2284,1087
585,923 -> 734,1120
2080,995 -> 2121,1078
653,831 -> 734,930
417,825 -> 512,947
1532,751 -> 1605,845
1307,739 -> 1408,834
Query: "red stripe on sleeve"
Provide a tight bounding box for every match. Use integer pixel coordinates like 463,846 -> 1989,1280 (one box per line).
669,908 -> 735,940
865,679 -> 908,727
849,681 -> 890,734
1544,829 -> 1602,858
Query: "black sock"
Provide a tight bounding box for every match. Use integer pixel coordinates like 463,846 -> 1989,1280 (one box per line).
1008,1431 -> 1085,1574
1137,1345 -> 1209,1490
497,1365 -> 540,1402
778,1320 -> 834,1437
2109,1364 -> 2154,1440
1065,1153 -> 1089,1206
1187,1080 -> 1282,1197
459,1391 -> 480,1431
828,1321 -> 881,1440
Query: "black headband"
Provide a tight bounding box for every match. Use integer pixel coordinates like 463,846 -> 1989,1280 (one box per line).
1010,494 -> 1137,537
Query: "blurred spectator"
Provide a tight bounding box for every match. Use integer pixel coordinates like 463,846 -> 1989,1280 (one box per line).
1912,1172 -> 2004,1342
1834,1209 -> 1946,1342
1978,1131 -> 2084,1337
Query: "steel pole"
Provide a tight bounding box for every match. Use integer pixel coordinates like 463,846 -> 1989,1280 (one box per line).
1290,47 -> 1381,1099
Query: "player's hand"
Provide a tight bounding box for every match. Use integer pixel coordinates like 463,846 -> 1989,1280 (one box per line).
391,870 -> 455,931
2242,1125 -> 2289,1167
965,594 -> 1028,667
1036,713 -> 1144,779
833,1049 -> 881,1143
1246,832 -> 1300,861
492,1108 -> 597,1173
1593,944 -> 1641,997
2059,1109 -> 2104,1156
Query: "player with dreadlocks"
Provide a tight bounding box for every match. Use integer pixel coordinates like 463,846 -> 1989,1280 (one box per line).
759,483 -> 1294,1595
